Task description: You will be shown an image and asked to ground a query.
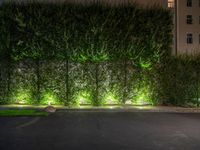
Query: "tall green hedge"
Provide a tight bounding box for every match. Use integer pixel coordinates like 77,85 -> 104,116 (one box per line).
0,2 -> 174,106
0,2 -> 172,61
158,56 -> 200,106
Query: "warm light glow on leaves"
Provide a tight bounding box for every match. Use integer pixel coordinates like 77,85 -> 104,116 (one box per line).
12,89 -> 31,104
40,91 -> 60,105
75,91 -> 92,105
103,92 -> 119,104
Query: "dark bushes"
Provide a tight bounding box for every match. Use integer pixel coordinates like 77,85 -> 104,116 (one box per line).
158,56 -> 200,107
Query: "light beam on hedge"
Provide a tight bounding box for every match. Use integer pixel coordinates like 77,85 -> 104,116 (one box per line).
76,91 -> 92,105
40,92 -> 60,105
13,89 -> 31,104
103,92 -> 119,105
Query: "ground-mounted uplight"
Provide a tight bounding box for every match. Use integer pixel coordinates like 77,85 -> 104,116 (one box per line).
40,91 -> 60,105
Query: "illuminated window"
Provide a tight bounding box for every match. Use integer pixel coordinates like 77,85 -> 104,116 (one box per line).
168,0 -> 174,8
187,33 -> 193,44
187,0 -> 192,7
186,15 -> 193,24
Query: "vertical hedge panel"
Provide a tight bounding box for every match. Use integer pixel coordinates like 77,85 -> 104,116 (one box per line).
9,60 -> 35,104
39,60 -> 65,105
0,60 -> 9,104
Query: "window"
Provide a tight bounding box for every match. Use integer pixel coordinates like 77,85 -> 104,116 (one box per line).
187,33 -> 193,44
187,15 -> 193,24
187,0 -> 192,7
168,0 -> 174,8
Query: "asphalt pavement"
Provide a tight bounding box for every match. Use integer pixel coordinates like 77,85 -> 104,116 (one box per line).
0,112 -> 200,150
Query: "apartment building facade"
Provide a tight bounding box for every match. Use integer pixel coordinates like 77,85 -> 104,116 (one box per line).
172,0 -> 200,55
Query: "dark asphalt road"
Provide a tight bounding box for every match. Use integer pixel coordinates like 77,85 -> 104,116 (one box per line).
0,112 -> 200,150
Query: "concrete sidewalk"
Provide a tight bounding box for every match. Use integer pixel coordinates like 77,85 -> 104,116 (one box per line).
0,105 -> 200,113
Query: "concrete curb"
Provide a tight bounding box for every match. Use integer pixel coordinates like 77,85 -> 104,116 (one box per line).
0,105 -> 200,113
57,108 -> 200,113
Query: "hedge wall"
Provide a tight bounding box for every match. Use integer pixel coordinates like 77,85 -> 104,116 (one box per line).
159,56 -> 200,107
0,2 -> 175,106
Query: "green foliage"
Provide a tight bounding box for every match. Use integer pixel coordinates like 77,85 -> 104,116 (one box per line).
11,89 -> 32,104
75,90 -> 93,105
0,2 -> 172,62
0,2 -> 174,106
40,91 -> 61,105
0,109 -> 48,117
155,57 -> 193,106
157,56 -> 200,106
132,74 -> 154,105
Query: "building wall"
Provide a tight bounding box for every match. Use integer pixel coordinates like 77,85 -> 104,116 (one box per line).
176,0 -> 200,55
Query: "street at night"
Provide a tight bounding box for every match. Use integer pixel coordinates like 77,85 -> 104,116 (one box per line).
0,112 -> 200,150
